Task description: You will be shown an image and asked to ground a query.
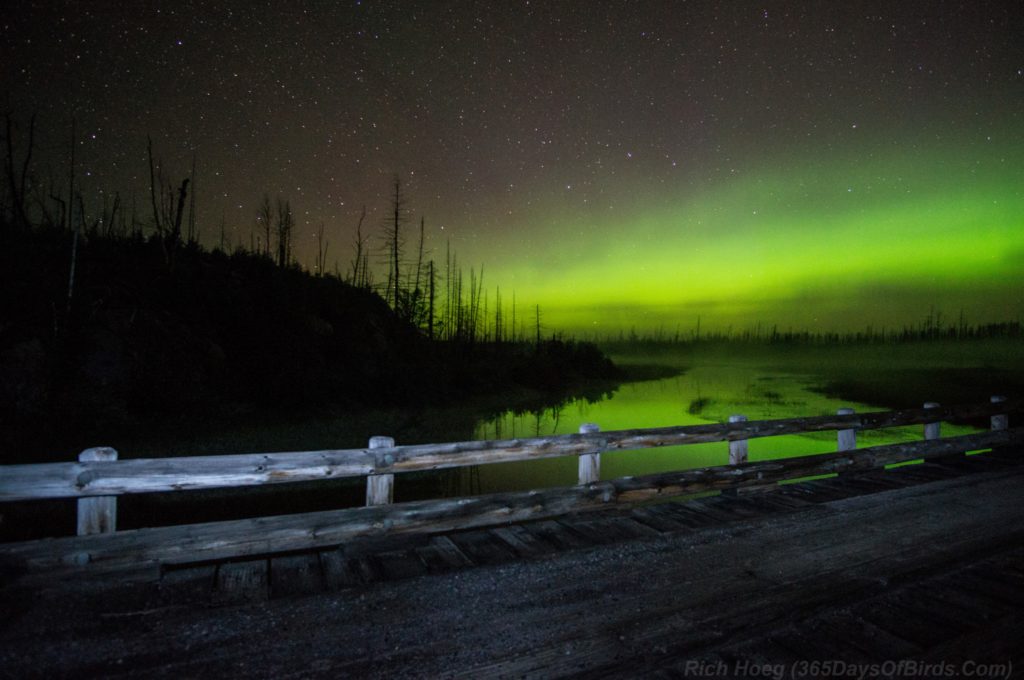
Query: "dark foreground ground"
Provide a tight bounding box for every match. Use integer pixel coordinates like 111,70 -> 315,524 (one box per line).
2,450 -> 1023,678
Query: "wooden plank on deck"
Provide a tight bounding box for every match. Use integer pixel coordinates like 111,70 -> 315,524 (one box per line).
954,572 -> 1024,608
523,520 -> 591,551
424,535 -> 473,570
676,498 -> 742,523
320,548 -> 362,590
213,558 -> 268,604
159,564 -> 216,603
448,529 -> 518,565
653,501 -> 720,527
840,614 -> 924,659
270,553 -> 323,598
3,459 -> 1024,678
489,526 -> 557,559
374,550 -> 428,581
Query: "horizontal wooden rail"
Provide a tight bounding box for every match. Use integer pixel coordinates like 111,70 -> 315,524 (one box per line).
0,399 -> 1016,502
2,428 -> 1019,575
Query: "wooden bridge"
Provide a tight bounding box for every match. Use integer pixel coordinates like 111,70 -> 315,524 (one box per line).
1,397 -> 1022,677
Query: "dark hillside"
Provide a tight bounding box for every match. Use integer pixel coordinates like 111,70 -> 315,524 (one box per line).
0,226 -> 619,461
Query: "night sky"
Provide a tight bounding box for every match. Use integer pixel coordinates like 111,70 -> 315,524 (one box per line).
4,1 -> 1022,334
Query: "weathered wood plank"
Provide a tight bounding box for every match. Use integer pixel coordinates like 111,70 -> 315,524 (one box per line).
656,502 -> 723,527
448,530 -> 517,565
918,611 -> 1024,664
923,402 -> 942,440
628,507 -> 690,533
365,436 -> 395,506
577,423 -> 601,485
213,559 -> 268,604
489,525 -> 556,558
933,455 -> 1012,475
0,449 -> 377,501
991,395 -> 1009,431
4,464 -> 1024,678
728,414 -> 748,464
741,493 -> 814,511
270,553 -> 323,598
980,447 -> 1020,463
3,401 -> 1017,501
341,532 -> 432,558
373,550 -> 428,580
592,516 -> 661,540
812,617 -> 907,660
411,543 -> 451,573
525,520 -> 591,550
708,496 -> 766,518
320,549 -> 361,590
726,640 -> 803,667
425,536 -> 473,569
887,464 -> 952,483
926,582 -> 1016,622
954,572 -> 1024,608
158,564 -> 216,603
831,478 -> 892,497
2,431 -> 1020,574
346,555 -> 383,584
845,473 -> 908,490
682,498 -> 747,523
470,475 -> 1024,680
619,515 -> 664,538
836,407 -> 857,452
559,520 -> 615,545
76,447 -> 118,535
839,615 -> 923,659
793,480 -> 855,502
775,625 -> 871,662
960,453 -> 1020,469
365,473 -> 394,506
886,593 -> 978,636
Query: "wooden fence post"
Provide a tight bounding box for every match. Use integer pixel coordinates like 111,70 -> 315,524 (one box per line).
77,447 -> 118,536
728,415 -> 748,465
991,395 -> 1007,431
837,408 -> 856,452
923,402 -> 941,440
366,436 -> 395,506
577,423 -> 601,485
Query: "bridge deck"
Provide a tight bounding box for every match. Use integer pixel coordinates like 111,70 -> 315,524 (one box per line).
2,449 -> 1022,677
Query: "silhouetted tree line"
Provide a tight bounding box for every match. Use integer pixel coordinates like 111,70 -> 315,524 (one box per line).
1,115 -> 550,351
599,314 -> 1022,352
0,114 -> 619,459
360,176 -> 548,348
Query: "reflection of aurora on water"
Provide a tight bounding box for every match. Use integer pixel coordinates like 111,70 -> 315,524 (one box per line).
471,361 -> 982,495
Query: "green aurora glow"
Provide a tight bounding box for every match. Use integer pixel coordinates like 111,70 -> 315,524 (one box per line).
445,132 -> 1024,335
8,3 -> 1022,336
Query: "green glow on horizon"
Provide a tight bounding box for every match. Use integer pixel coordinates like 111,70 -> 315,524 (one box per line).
450,132 -> 1024,333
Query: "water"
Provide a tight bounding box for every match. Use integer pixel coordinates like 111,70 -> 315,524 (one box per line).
467,359 -> 980,495
1,352 -> 993,541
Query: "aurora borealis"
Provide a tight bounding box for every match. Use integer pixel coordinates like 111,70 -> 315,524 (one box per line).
4,1 -> 1022,334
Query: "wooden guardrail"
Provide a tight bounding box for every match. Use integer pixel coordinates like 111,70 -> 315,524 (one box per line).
0,396 -> 1018,574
